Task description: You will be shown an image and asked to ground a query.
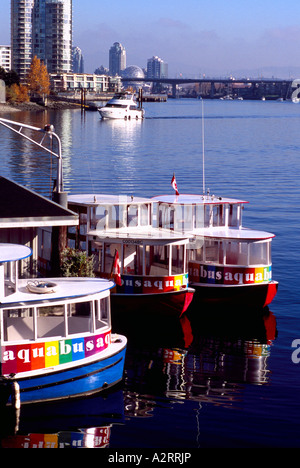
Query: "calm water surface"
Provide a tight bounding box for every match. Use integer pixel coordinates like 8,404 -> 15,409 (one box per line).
0,99 -> 300,448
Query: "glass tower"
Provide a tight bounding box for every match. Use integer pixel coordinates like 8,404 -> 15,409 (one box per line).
109,42 -> 126,76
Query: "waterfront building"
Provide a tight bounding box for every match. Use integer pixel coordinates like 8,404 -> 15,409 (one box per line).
11,0 -> 35,82
109,42 -> 126,76
11,0 -> 73,81
0,46 -> 11,71
32,0 -> 73,74
73,46 -> 84,73
49,72 -> 121,93
147,56 -> 168,79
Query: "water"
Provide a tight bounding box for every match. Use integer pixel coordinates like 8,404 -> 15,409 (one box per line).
0,98 -> 300,449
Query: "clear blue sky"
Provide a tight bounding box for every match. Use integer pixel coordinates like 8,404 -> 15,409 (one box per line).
1,0 -> 300,77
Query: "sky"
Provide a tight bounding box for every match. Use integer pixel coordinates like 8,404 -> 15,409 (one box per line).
1,0 -> 300,78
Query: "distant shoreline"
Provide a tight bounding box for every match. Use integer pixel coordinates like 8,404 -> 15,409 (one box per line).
0,100 -> 80,113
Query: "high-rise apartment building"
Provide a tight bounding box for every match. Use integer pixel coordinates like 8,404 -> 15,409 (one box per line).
109,42 -> 126,76
147,56 -> 168,79
0,46 -> 11,71
72,46 -> 84,73
11,0 -> 73,81
32,0 -> 72,74
11,0 -> 35,81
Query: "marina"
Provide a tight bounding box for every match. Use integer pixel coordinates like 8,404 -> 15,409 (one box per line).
0,98 -> 299,448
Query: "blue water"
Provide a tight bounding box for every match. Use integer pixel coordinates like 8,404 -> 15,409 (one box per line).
0,98 -> 300,448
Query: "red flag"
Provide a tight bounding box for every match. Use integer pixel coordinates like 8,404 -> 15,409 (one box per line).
112,250 -> 122,286
171,173 -> 179,195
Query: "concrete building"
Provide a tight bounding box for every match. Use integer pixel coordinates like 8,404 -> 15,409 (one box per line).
50,73 -> 121,93
32,0 -> 73,74
109,42 -> 126,76
11,0 -> 35,82
147,56 -> 168,79
0,46 -> 11,71
11,0 -> 73,81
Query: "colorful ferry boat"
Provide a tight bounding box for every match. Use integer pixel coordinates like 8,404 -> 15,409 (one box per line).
67,194 -> 195,317
151,193 -> 278,308
0,243 -> 127,406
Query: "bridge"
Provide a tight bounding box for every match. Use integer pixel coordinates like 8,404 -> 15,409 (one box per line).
121,77 -> 296,100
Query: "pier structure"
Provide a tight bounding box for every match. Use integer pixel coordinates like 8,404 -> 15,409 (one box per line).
122,77 -> 294,100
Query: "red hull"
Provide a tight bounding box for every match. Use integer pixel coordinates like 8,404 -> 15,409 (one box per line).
192,281 -> 278,309
111,288 -> 195,318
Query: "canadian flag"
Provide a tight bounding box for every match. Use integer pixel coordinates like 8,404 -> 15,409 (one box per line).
112,249 -> 122,286
171,173 -> 179,196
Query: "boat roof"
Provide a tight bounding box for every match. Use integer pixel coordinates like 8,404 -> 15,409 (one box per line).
0,177 -> 78,228
87,226 -> 190,243
193,227 -> 275,240
68,194 -> 153,207
1,277 -> 115,306
0,243 -> 32,263
151,194 -> 249,205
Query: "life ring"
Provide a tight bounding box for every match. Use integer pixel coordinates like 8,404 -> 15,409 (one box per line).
27,280 -> 58,294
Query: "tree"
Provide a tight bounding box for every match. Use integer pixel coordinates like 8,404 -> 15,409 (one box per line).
60,247 -> 95,277
7,83 -> 29,103
27,56 -> 50,96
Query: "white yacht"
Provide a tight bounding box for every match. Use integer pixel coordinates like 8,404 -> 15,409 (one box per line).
98,92 -> 145,120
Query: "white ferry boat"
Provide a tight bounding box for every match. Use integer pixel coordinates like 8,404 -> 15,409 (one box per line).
98,92 -> 145,120
151,193 -> 278,309
0,243 -> 127,406
67,194 -> 194,317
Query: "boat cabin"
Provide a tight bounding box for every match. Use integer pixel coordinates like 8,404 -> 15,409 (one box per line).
152,194 -> 275,288
67,195 -> 190,295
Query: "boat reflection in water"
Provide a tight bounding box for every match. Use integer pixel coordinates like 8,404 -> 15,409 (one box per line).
0,388 -> 125,448
1,307 -> 277,448
123,306 -> 277,417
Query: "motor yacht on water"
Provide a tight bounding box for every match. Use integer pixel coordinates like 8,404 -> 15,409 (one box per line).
0,243 -> 127,406
98,92 -> 145,120
151,193 -> 278,309
67,194 -> 195,317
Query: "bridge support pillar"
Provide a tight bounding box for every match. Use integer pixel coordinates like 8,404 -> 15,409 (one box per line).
172,83 -> 178,98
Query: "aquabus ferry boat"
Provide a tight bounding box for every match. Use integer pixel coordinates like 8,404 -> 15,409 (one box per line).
67,194 -> 194,317
152,193 -> 278,309
0,243 -> 127,406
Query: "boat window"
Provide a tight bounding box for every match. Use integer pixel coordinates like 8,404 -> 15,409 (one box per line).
127,205 -> 138,227
36,305 -> 65,339
228,204 -> 239,227
204,240 -> 223,263
174,205 -> 193,232
95,297 -> 110,329
140,204 -> 150,226
67,301 -> 92,335
212,204 -> 225,227
123,244 -> 143,275
2,307 -> 34,342
106,104 -> 127,108
93,205 -> 108,230
172,245 -> 185,274
225,241 -> 248,265
148,245 -> 169,275
108,205 -> 125,228
195,205 -> 204,229
249,241 -> 269,265
158,204 -> 174,230
204,205 -> 212,227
